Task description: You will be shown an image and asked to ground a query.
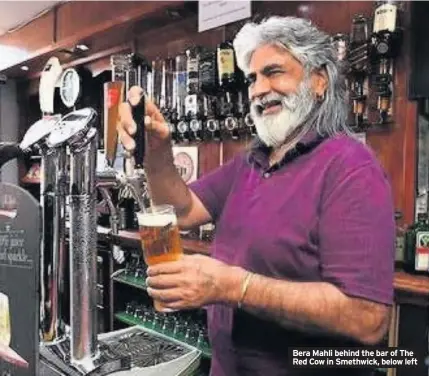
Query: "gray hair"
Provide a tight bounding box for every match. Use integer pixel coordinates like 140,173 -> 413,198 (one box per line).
233,16 -> 353,138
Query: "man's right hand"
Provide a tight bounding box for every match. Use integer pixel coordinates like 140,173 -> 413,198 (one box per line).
117,86 -> 170,151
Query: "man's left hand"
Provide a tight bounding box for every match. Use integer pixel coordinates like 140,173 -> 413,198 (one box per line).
146,254 -> 243,310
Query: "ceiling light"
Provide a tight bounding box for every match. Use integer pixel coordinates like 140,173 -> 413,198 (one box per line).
75,44 -> 89,52
21,66 -> 29,71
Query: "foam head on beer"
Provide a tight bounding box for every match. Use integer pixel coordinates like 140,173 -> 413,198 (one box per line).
137,212 -> 178,228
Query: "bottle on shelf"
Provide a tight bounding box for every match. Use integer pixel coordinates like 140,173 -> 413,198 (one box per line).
404,212 -> 429,274
394,210 -> 406,266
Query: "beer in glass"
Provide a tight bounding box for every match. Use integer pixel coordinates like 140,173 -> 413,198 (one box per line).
137,205 -> 183,311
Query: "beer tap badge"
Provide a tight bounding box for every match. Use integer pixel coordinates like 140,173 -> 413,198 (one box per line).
60,68 -> 81,108
173,146 -> 198,184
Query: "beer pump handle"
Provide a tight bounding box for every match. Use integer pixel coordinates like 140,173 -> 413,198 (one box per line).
129,95 -> 146,169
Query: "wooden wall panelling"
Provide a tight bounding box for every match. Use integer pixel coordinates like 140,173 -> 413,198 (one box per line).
56,1 -> 173,41
197,142 -> 221,176
0,10 -> 55,57
221,139 -> 248,165
0,1 -> 184,77
135,15 -> 222,60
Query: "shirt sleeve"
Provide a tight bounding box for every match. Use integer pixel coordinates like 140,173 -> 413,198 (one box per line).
319,156 -> 396,306
189,154 -> 244,222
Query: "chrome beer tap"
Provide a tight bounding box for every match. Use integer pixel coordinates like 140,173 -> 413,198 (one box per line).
46,108 -> 100,371
22,118 -> 68,345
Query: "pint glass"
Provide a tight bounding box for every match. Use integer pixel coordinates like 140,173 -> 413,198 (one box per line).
137,205 -> 183,311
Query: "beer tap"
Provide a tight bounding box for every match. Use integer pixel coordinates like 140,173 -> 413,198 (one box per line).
220,91 -> 239,140
176,115 -> 190,144
124,58 -> 151,214
203,96 -> 221,141
19,116 -> 66,345
28,56 -> 67,345
186,94 -> 204,143
242,92 -> 256,137
235,90 -> 247,140
46,108 -> 100,371
106,54 -> 151,229
123,96 -> 149,213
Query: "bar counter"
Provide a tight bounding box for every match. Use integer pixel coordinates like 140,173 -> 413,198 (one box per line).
95,226 -> 429,305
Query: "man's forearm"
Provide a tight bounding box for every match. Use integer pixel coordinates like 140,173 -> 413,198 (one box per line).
224,267 -> 390,345
144,140 -> 192,216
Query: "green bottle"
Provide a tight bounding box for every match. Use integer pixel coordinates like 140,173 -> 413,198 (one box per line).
404,213 -> 429,274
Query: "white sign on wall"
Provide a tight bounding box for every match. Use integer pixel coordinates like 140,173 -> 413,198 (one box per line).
198,0 -> 251,33
173,146 -> 199,184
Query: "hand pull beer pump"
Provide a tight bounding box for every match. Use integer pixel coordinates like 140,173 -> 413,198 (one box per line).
106,54 -> 151,214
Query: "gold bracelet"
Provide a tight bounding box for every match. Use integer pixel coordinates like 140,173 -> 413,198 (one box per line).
237,272 -> 253,309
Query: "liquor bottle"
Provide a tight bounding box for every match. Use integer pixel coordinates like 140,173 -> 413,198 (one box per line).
186,47 -> 200,95
394,210 -> 406,266
199,48 -> 218,96
349,15 -> 370,129
152,58 -> 163,108
332,33 -> 349,63
404,213 -> 429,274
217,41 -> 236,91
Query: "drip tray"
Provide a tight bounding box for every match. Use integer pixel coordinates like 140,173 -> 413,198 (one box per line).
39,326 -> 201,376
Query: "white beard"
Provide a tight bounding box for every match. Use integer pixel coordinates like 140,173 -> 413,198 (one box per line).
250,79 -> 316,148
252,107 -> 303,148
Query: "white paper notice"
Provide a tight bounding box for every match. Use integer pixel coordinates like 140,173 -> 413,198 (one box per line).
198,1 -> 251,33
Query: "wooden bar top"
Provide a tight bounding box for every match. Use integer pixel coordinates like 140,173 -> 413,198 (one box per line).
99,228 -> 429,300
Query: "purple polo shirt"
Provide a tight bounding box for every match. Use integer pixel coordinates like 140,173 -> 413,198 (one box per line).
190,132 -> 395,376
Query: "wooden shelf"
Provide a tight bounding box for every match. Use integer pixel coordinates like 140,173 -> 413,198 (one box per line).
394,270 -> 429,296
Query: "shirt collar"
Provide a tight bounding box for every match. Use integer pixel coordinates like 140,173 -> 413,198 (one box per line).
247,131 -> 326,170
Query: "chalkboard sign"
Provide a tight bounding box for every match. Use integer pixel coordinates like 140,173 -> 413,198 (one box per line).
0,183 -> 41,376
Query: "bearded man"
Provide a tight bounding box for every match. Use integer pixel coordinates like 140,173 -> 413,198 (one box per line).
117,16 -> 395,376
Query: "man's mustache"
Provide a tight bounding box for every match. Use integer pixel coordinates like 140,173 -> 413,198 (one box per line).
251,92 -> 295,116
